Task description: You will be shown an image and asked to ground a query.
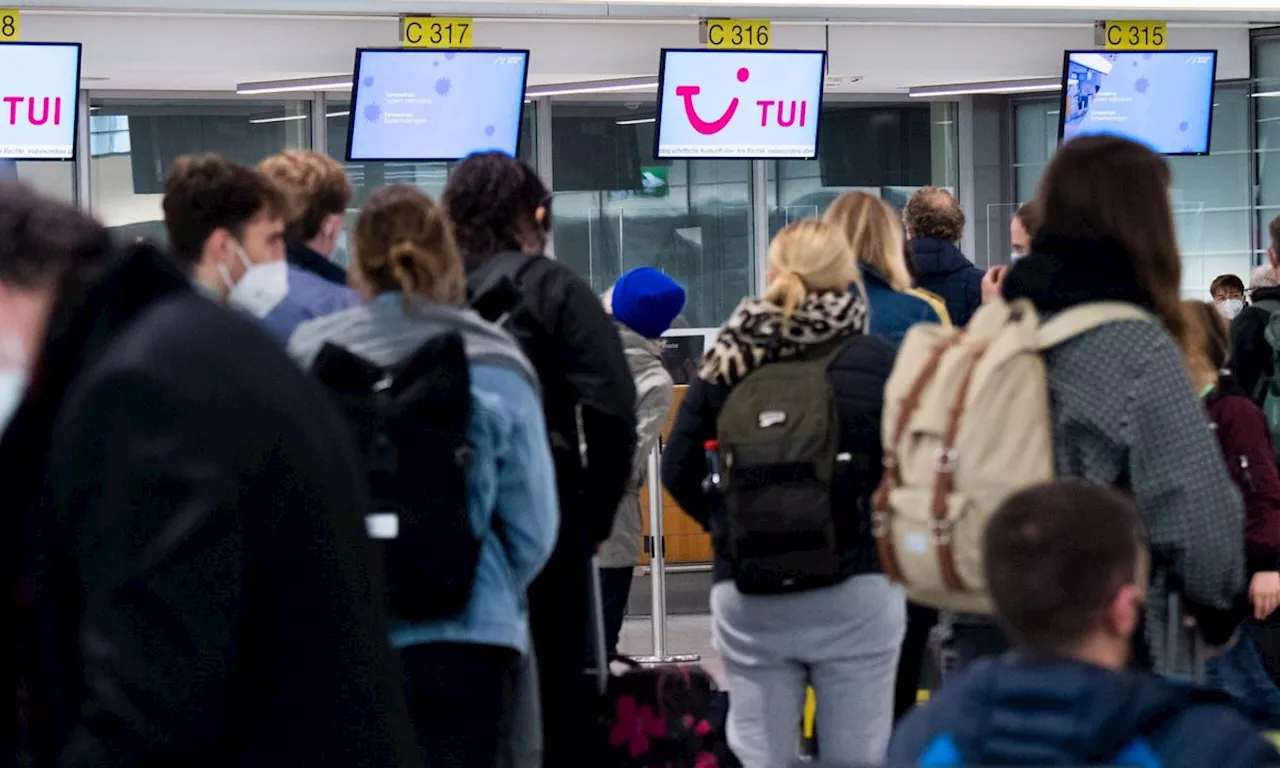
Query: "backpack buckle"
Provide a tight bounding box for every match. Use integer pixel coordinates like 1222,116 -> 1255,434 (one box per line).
932,519 -> 954,545
934,448 -> 958,473
872,511 -> 889,538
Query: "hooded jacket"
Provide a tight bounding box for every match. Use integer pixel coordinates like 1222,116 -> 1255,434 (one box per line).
598,321 -> 675,569
888,655 -> 1278,768
908,237 -> 984,327
4,244 -> 421,767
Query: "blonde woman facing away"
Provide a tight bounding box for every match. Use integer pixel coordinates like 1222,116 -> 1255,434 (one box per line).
825,191 -> 940,350
662,220 -> 905,767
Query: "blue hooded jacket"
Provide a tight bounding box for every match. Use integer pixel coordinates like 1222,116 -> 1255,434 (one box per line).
888,655 -> 1276,768
861,265 -> 939,351
908,237 -> 985,327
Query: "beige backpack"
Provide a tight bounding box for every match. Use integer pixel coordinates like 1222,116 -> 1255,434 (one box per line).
872,299 -> 1150,613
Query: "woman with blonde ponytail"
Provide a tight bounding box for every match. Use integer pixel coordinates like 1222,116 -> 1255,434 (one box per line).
288,185 -> 558,768
664,219 -> 906,767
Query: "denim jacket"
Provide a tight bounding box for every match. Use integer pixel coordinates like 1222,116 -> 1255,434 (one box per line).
288,293 -> 559,654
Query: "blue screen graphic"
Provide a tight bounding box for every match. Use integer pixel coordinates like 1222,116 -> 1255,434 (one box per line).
656,49 -> 825,159
347,49 -> 529,162
0,43 -> 80,160
1061,51 -> 1216,155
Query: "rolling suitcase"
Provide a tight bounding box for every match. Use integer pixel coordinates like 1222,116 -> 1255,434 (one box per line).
591,557 -> 739,767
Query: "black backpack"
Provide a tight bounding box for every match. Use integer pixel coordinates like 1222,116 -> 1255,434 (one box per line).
310,331 -> 480,620
468,252 -> 585,502
713,340 -> 851,594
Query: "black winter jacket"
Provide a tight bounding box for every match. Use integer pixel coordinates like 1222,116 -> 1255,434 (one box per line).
3,245 -> 421,768
909,236 -> 985,327
662,334 -> 896,584
1231,286 -> 1280,406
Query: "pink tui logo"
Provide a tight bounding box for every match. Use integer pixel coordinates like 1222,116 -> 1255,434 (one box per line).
676,67 -> 750,135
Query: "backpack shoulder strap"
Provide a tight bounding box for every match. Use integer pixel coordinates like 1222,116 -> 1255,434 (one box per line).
1037,302 -> 1154,351
1251,298 -> 1280,316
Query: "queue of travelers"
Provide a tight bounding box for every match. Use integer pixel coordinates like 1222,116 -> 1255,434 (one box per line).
3,130 -> 1280,768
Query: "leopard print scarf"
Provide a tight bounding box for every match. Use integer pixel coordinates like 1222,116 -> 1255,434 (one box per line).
699,290 -> 868,388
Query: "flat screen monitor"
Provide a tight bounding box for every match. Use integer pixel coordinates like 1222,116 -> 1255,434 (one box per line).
0,42 -> 81,161
655,49 -> 826,160
1059,50 -> 1217,156
346,48 -> 530,162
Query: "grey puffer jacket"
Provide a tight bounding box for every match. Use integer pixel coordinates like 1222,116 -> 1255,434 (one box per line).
598,323 -> 675,568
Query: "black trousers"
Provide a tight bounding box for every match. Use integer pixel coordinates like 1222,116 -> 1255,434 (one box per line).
894,602 -> 938,721
600,566 -> 635,658
402,642 -> 519,768
527,539 -> 596,766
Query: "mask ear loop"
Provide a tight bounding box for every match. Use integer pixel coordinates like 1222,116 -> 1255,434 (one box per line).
218,240 -> 255,290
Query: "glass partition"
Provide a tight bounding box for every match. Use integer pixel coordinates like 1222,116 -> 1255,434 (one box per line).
89,99 -> 312,244
769,100 -> 960,231
5,160 -> 74,204
549,101 -> 753,328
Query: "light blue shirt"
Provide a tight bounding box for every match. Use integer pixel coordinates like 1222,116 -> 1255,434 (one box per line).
260,265 -> 360,343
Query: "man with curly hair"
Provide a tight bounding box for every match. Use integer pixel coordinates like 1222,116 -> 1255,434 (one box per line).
904,187 -> 985,326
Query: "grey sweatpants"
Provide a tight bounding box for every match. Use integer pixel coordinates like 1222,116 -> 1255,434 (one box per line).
712,574 -> 906,768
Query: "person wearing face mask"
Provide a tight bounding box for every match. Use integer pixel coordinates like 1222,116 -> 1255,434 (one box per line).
980,203 -> 1042,306
0,180 -> 422,767
161,154 -> 357,342
445,152 -> 638,766
1210,274 -> 1248,321
258,150 -> 352,286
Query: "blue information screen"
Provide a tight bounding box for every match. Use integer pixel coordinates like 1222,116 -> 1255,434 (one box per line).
0,43 -> 81,161
1060,50 -> 1217,155
655,49 -> 826,159
347,49 -> 529,162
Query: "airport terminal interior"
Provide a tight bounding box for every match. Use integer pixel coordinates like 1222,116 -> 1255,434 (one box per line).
13,0 -> 1280,677
11,0 -> 1280,763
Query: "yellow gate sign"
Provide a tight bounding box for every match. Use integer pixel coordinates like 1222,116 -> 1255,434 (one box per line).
0,10 -> 18,42
1104,20 -> 1167,50
706,18 -> 771,50
401,16 -> 473,48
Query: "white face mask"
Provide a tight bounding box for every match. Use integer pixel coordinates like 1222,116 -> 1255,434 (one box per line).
0,336 -> 27,437
1218,298 -> 1245,320
219,242 -> 289,319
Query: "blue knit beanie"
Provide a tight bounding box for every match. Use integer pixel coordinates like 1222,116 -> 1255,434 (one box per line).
612,267 -> 687,339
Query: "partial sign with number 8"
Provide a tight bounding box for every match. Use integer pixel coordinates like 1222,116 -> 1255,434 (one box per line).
0,10 -> 18,41
401,16 -> 473,49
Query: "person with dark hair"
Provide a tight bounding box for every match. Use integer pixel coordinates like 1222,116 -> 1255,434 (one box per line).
259,149 -> 353,285
163,153 -> 356,342
443,152 -> 637,764
994,134 -> 1244,676
888,482 -> 1277,768
290,185 -> 558,768
1211,274 -> 1247,322
903,186 -> 984,326
0,180 -> 421,766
